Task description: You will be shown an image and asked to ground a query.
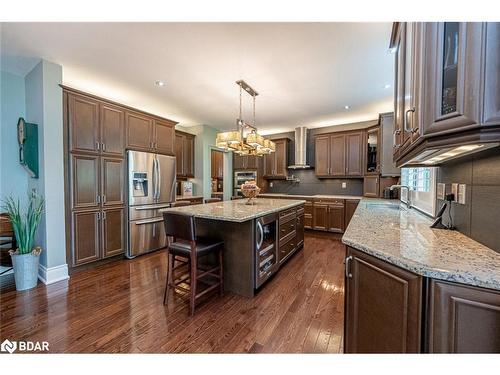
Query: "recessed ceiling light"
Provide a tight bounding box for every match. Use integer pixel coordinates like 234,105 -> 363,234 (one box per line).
384,84 -> 391,89
344,105 -> 350,110
155,80 -> 165,87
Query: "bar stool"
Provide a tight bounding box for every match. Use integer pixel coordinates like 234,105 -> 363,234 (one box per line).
204,198 -> 221,204
162,211 -> 224,316
230,196 -> 243,200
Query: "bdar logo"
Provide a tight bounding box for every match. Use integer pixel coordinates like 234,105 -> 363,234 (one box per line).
1,339 -> 17,353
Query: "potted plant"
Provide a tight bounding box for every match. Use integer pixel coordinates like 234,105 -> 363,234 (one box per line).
2,194 -> 44,291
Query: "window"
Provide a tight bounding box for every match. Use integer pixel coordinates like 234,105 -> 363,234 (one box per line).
401,167 -> 437,216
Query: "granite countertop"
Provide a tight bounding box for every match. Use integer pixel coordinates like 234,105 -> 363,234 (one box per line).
259,193 -> 363,200
160,198 -> 306,223
342,198 -> 500,291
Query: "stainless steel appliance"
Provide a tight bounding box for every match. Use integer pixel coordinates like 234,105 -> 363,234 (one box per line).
127,150 -> 176,258
234,170 -> 257,197
255,213 -> 278,288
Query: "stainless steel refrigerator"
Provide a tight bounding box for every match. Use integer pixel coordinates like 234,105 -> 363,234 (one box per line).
127,150 -> 176,258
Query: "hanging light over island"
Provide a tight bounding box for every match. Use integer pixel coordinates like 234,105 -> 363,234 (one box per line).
216,80 -> 275,156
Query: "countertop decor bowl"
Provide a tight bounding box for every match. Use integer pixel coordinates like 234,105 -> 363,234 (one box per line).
241,186 -> 261,205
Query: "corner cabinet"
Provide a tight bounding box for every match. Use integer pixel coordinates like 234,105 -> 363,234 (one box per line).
391,22 -> 500,166
264,138 -> 288,179
345,246 -> 500,353
314,130 -> 363,178
427,280 -> 500,353
344,247 -> 423,353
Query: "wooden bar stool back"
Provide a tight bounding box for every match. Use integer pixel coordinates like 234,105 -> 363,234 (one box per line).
204,198 -> 221,204
162,212 -> 224,316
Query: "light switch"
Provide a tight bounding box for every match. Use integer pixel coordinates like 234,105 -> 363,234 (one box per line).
341,182 -> 347,189
437,183 -> 446,200
451,183 -> 459,202
458,184 -> 466,204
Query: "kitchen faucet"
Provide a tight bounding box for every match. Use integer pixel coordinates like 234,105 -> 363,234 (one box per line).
390,185 -> 411,209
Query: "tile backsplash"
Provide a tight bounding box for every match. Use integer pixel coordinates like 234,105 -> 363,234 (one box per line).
263,169 -> 364,196
437,147 -> 500,253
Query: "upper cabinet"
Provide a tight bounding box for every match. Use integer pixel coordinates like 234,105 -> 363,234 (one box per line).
175,130 -> 195,178
212,150 -> 224,179
392,22 -> 500,167
379,113 -> 400,176
314,130 -> 363,178
126,112 -> 176,155
263,138 -> 288,179
233,154 -> 259,170
365,126 -> 380,175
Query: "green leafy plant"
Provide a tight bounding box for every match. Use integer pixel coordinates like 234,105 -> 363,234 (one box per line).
2,194 -> 44,255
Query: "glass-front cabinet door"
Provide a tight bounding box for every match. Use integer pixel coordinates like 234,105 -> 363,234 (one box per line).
365,126 -> 379,175
422,22 -> 483,136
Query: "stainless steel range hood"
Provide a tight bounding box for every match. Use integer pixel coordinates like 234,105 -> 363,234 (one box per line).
288,127 -> 311,169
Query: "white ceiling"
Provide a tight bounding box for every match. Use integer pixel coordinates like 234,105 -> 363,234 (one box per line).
1,22 -> 394,134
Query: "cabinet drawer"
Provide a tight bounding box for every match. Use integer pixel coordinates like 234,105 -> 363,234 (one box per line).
279,208 -> 296,223
279,234 -> 297,263
296,206 -> 305,216
314,198 -> 344,205
279,219 -> 296,241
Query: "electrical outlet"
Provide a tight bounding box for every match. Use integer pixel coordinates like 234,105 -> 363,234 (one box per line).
341,182 -> 347,189
451,183 -> 459,202
437,183 -> 446,200
458,184 -> 466,204
269,182 -> 273,188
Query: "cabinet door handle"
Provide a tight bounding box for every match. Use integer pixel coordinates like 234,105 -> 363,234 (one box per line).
102,195 -> 106,203
404,107 -> 415,133
97,212 -> 101,220
96,195 -> 101,204
345,255 -> 353,278
101,142 -> 106,151
96,141 -> 100,151
102,211 -> 106,220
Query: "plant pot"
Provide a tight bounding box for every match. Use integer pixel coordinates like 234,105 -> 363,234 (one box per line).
10,250 -> 41,291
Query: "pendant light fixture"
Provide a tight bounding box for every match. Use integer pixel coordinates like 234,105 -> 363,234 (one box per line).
216,80 -> 275,156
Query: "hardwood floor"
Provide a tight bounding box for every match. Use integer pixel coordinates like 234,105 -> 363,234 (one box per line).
0,232 -> 346,353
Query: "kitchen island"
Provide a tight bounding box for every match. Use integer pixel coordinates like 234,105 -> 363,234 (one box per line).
160,198 -> 306,297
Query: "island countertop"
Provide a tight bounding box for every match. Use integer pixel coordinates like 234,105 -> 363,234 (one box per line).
342,198 -> 500,291
160,198 -> 305,223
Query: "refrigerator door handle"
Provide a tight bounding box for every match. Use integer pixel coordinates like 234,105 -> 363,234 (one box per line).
156,156 -> 161,201
152,157 -> 157,201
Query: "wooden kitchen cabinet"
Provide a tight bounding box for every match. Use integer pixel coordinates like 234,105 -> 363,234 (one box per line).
363,175 -> 380,197
315,130 -> 363,178
212,150 -> 224,178
391,22 -> 500,167
175,131 -> 195,178
233,154 -> 258,170
101,157 -> 125,207
304,201 -> 313,229
427,279 -> 500,353
154,119 -> 175,155
313,199 -> 345,232
344,199 -> 360,229
71,154 -> 100,210
68,93 -> 100,154
126,111 -> 153,151
102,207 -> 125,258
100,103 -> 125,157
344,247 -> 423,353
379,112 -> 400,176
365,126 -> 380,175
72,210 -> 101,266
264,139 -> 288,179
126,111 -> 175,155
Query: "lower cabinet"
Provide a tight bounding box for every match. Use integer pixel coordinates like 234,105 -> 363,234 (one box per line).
304,201 -> 313,229
345,246 -> 500,353
345,199 -> 360,229
313,200 -> 345,232
427,279 -> 500,353
71,207 -> 125,266
344,247 -> 423,353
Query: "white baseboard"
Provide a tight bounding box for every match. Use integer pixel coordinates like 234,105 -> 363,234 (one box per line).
38,263 -> 70,285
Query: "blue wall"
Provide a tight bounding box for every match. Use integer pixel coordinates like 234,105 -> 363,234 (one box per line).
0,71 -> 29,201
